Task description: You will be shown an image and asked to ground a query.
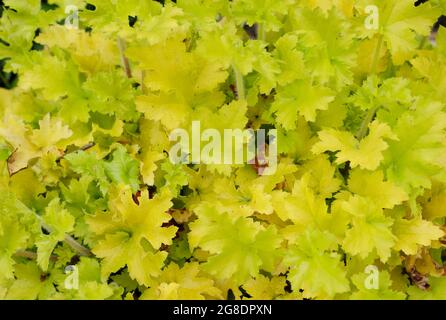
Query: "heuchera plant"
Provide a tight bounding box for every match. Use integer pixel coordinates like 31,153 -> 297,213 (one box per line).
0,0 -> 446,300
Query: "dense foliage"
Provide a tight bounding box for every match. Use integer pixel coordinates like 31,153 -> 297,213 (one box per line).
1,0 -> 446,300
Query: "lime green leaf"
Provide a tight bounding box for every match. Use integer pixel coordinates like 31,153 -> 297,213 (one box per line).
283,229 -> 350,299
393,218 -> 444,255
312,120 -> 397,170
348,169 -> 408,209
350,270 -> 406,300
104,145 -> 140,193
189,206 -> 282,284
341,195 -> 396,262
271,80 -> 334,128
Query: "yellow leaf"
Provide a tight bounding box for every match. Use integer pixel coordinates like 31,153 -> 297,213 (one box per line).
348,169 -> 408,209
393,218 -> 444,255
140,150 -> 164,186
312,120 -> 397,170
140,262 -> 223,300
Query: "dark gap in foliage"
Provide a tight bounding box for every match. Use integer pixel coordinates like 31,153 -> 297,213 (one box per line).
31,29 -> 44,51
179,185 -> 193,197
243,23 -> 257,40
86,3 -> 96,11
148,185 -> 157,199
415,0 -> 429,6
325,197 -> 336,211
40,273 -> 49,282
338,161 -> 351,182
132,288 -> 142,300
433,16 -> 446,33
238,286 -> 252,299
41,0 -> 58,11
69,255 -> 80,265
284,280 -> 292,293
128,15 -> 137,27
154,0 -> 177,5
0,59 -> 18,89
259,123 -> 276,145
31,41 -> 44,51
227,289 -> 236,300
